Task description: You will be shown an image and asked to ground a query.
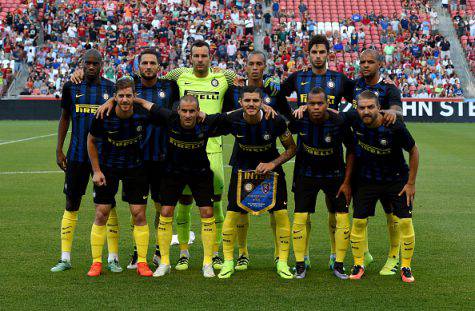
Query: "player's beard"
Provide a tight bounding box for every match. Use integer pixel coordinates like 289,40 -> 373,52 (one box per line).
141,74 -> 156,81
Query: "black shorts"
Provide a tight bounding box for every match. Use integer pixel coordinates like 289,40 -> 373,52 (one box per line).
63,161 -> 92,199
227,169 -> 288,214
145,161 -> 164,203
352,180 -> 413,219
93,166 -> 148,205
160,170 -> 214,207
292,176 -> 348,213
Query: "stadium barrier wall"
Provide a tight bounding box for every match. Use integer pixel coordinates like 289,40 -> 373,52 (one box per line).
1,97 -> 475,122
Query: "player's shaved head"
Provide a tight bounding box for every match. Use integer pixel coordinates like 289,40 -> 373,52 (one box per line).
83,49 -> 102,63
361,49 -> 382,62
308,87 -> 327,101
83,49 -> 102,81
247,50 -> 267,63
179,95 -> 199,109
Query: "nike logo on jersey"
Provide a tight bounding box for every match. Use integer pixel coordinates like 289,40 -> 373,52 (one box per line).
142,195 -> 148,199
236,135 -> 245,138
301,82 -> 309,85
184,82 -> 192,85
76,94 -> 84,98
108,131 -> 119,134
299,132 -> 307,136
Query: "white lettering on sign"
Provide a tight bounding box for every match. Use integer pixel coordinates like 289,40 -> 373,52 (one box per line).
469,102 -> 475,117
419,101 -> 432,116
440,102 -> 454,117
403,102 -> 417,116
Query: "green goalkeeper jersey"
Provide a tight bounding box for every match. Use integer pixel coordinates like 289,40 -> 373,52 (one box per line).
164,67 -> 236,154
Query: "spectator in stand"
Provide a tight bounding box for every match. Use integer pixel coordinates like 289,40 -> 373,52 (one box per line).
272,1 -> 279,18
298,0 -> 307,19
440,37 -> 451,59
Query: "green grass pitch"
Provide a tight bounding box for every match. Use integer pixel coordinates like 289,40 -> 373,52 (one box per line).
0,121 -> 474,310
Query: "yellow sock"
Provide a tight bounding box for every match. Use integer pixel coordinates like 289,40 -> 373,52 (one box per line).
362,221 -> 369,253
273,210 -> 291,262
222,211 -> 240,261
176,202 -> 192,252
157,216 -> 173,266
398,217 -> 415,268
237,213 -> 249,256
91,224 -> 106,263
134,224 -> 149,263
305,219 -> 311,258
61,211 -> 78,253
154,203 -> 162,229
270,212 -> 279,258
328,212 -> 336,255
292,213 -> 308,262
387,213 -> 401,259
201,217 -> 216,265
106,208 -> 119,255
335,213 -> 350,263
350,218 -> 367,266
213,201 -> 224,254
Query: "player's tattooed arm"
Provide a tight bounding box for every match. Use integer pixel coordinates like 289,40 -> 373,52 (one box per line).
399,144 -> 419,207
87,133 -> 106,186
133,97 -> 155,111
256,130 -> 296,174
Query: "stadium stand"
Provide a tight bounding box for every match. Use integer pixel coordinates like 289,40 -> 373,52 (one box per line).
0,0 -> 37,95
264,0 -> 463,97
1,0 -> 467,97
447,1 -> 475,75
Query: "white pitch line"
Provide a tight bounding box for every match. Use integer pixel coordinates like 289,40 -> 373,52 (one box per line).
0,133 -> 57,146
0,170 -> 62,175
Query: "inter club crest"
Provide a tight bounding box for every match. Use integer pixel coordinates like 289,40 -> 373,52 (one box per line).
237,170 -> 278,215
327,80 -> 335,89
211,78 -> 219,87
159,91 -> 166,98
103,93 -> 109,100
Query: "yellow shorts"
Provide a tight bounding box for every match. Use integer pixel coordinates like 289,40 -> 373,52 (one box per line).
183,152 -> 224,196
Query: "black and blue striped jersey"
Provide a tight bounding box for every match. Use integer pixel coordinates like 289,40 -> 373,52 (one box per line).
61,78 -> 115,163
353,77 -> 402,109
89,104 -> 151,169
225,110 -> 289,173
149,105 -> 228,174
135,79 -> 179,162
342,110 -> 415,182
288,111 -> 354,179
280,70 -> 355,110
224,83 -> 279,112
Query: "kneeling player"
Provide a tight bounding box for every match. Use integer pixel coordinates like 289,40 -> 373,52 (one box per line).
134,95 -> 228,278
218,86 -> 297,279
289,87 -> 354,279
345,91 -> 419,283
86,78 -> 153,277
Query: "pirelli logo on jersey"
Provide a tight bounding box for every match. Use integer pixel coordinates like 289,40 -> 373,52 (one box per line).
170,137 -> 205,149
299,94 -> 335,106
107,135 -> 142,147
358,140 -> 391,155
303,143 -> 334,156
238,143 -> 273,152
184,90 -> 220,100
75,104 -> 100,114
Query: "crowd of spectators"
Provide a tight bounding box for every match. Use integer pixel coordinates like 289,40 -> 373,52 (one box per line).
2,0 -> 466,97
0,1 -> 39,95
263,0 -> 464,97
22,0 -> 260,96
444,1 -> 475,75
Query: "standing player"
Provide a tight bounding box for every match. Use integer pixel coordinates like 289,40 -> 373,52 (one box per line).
86,77 -> 153,277
278,35 -> 355,270
218,86 -> 297,279
124,49 -> 179,269
77,48 -> 180,269
51,49 -> 120,273
162,40 -> 237,270
288,87 -> 354,279
344,91 -> 418,283
352,49 -> 404,275
223,50 -> 289,271
132,95 -> 229,278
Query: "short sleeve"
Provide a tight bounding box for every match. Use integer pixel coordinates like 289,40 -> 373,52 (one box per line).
275,115 -> 288,137
342,74 -> 356,102
279,72 -> 298,97
394,121 -> 415,152
89,117 -> 103,138
387,84 -> 402,108
61,82 -> 72,112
